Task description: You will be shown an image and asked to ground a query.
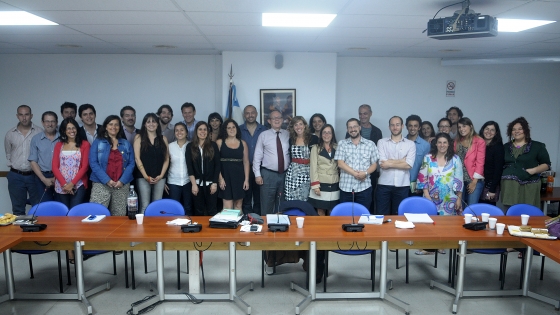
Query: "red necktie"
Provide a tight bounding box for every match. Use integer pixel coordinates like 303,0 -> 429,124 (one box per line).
276,131 -> 284,172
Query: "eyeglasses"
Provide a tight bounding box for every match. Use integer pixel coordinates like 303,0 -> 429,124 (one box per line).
269,117 -> 282,121
439,125 -> 451,128
43,120 -> 57,124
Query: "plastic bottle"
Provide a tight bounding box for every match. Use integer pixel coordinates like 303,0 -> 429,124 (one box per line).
127,185 -> 138,220
547,176 -> 554,193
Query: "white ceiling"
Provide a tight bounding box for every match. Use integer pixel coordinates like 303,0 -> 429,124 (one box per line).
1,0 -> 559,59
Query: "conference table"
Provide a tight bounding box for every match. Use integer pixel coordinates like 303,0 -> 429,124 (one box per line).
1,215 -> 560,315
542,187 -> 560,216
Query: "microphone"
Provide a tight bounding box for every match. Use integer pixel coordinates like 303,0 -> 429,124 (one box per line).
17,187 -> 47,223
268,191 -> 289,232
20,188 -> 48,232
342,188 -> 364,232
160,211 -> 184,216
460,198 -> 487,231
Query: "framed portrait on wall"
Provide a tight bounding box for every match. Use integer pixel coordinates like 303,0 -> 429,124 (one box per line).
260,89 -> 296,129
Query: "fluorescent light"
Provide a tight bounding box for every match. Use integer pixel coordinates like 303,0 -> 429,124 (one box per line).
0,11 -> 58,25
497,19 -> 555,32
262,13 -> 336,27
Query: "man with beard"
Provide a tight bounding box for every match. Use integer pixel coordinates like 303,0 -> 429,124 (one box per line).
375,116 -> 415,215
120,106 -> 139,145
335,118 -> 379,209
405,115 -> 430,196
240,105 -> 267,214
60,102 -> 77,120
157,104 -> 175,143
5,105 -> 43,214
29,111 -> 60,202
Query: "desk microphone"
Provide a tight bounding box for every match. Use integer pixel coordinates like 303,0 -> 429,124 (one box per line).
160,211 -> 183,216
460,198 -> 487,231
20,188 -> 48,232
268,191 -> 289,232
342,189 -> 364,232
158,211 -> 202,233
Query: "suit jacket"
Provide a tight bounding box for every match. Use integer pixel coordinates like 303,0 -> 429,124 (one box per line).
185,142 -> 221,185
79,124 -> 102,143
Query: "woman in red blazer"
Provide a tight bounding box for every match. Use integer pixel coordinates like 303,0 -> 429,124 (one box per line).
52,118 -> 90,208
454,117 -> 486,206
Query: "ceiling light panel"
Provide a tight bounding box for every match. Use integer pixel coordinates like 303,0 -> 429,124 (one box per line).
262,13 -> 336,27
498,19 -> 555,32
0,11 -> 57,25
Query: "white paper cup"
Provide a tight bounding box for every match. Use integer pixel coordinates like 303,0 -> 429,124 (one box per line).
489,218 -> 497,230
496,223 -> 505,235
296,217 -> 304,228
464,214 -> 473,224
521,214 -> 530,226
136,214 -> 144,224
481,213 -> 490,222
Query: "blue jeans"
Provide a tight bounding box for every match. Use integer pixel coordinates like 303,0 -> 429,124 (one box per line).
35,172 -> 56,202
168,183 -> 193,216
340,187 -> 372,212
56,186 -> 86,209
7,171 -> 40,215
375,184 -> 409,215
463,180 -> 484,205
136,177 -> 166,213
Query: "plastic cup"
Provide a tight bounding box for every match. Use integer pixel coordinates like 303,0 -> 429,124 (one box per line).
496,223 -> 505,235
296,217 -> 304,228
136,214 -> 144,225
481,213 -> 490,222
488,218 -> 497,230
464,214 -> 473,224
521,214 -> 530,226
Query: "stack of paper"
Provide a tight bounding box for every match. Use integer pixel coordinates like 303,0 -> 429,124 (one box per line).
211,209 -> 243,222
166,219 -> 191,225
358,214 -> 384,225
404,213 -> 434,224
395,220 -> 415,229
266,214 -> 290,225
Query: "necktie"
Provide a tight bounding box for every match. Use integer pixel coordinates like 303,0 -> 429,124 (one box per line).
276,131 -> 284,173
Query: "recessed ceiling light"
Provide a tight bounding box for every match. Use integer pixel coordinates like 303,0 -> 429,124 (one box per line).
497,19 -> 555,32
262,13 -> 336,27
153,45 -> 177,49
0,11 -> 57,25
57,44 -> 82,48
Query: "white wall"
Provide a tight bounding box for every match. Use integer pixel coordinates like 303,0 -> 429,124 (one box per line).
336,57 -> 560,178
221,51 -> 338,126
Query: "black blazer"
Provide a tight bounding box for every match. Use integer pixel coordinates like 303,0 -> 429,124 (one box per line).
79,124 -> 102,142
185,142 -> 221,185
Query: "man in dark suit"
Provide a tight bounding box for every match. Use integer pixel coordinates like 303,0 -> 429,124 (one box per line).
78,103 -> 102,144
120,105 -> 139,146
346,104 -> 383,214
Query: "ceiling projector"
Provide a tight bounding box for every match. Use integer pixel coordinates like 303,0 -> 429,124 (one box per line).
427,7 -> 498,40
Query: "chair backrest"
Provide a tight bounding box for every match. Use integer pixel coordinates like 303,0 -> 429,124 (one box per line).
68,202 -> 111,217
397,197 -> 437,215
29,201 -> 68,216
144,199 -> 185,216
330,202 -> 370,216
463,203 -> 504,216
282,208 -> 306,217
279,200 -> 317,216
506,204 -> 544,217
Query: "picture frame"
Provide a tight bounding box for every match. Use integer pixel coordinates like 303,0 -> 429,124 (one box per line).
260,89 -> 296,129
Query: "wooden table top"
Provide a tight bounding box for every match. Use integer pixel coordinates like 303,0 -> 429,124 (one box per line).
541,187 -> 560,202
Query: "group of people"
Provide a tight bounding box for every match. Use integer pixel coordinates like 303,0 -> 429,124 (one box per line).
5,103 -> 552,229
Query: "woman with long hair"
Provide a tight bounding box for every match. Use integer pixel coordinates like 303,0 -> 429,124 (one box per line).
308,124 -> 339,216
421,121 -> 436,143
217,119 -> 249,210
186,121 -> 221,215
478,121 -> 504,205
417,133 -> 464,216
454,117 -> 486,205
165,122 -> 193,215
501,117 -> 550,209
133,113 -> 169,213
309,113 -> 326,139
284,116 -> 318,201
52,118 -> 90,208
208,112 -> 223,142
89,115 -> 135,216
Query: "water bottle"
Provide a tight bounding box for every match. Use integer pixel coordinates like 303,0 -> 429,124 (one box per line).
127,185 -> 138,220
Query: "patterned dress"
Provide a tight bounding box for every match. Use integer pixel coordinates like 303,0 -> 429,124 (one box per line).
54,150 -> 84,194
284,145 -> 311,201
417,154 -> 464,215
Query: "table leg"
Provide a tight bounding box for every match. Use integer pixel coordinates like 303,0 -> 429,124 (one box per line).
188,250 -> 200,293
156,242 -> 164,300
523,246 -> 560,309
74,241 -> 93,314
1,250 -> 15,302
452,240 -> 466,314
543,201 -> 549,217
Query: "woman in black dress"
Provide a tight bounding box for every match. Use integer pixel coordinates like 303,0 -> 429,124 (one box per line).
478,121 -> 504,205
217,119 -> 249,210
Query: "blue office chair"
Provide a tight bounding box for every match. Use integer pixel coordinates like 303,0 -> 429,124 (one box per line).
463,204 -> 509,289
397,196 -> 438,284
506,204 -> 546,287
324,202 -> 375,292
13,201 -> 68,293
67,203 -> 117,280
140,199 -> 195,291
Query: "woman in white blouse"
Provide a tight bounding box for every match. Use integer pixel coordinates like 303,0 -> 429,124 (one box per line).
165,122 -> 192,215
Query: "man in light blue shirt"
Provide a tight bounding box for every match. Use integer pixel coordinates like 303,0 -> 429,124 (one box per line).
406,115 -> 431,196
29,111 -> 60,202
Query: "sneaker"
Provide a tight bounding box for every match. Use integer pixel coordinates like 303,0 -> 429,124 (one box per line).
438,249 -> 446,254
415,250 -> 435,255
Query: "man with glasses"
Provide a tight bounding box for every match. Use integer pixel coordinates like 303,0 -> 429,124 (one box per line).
253,110 -> 290,215
29,111 -> 60,202
5,105 -> 43,215
335,118 -> 379,210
